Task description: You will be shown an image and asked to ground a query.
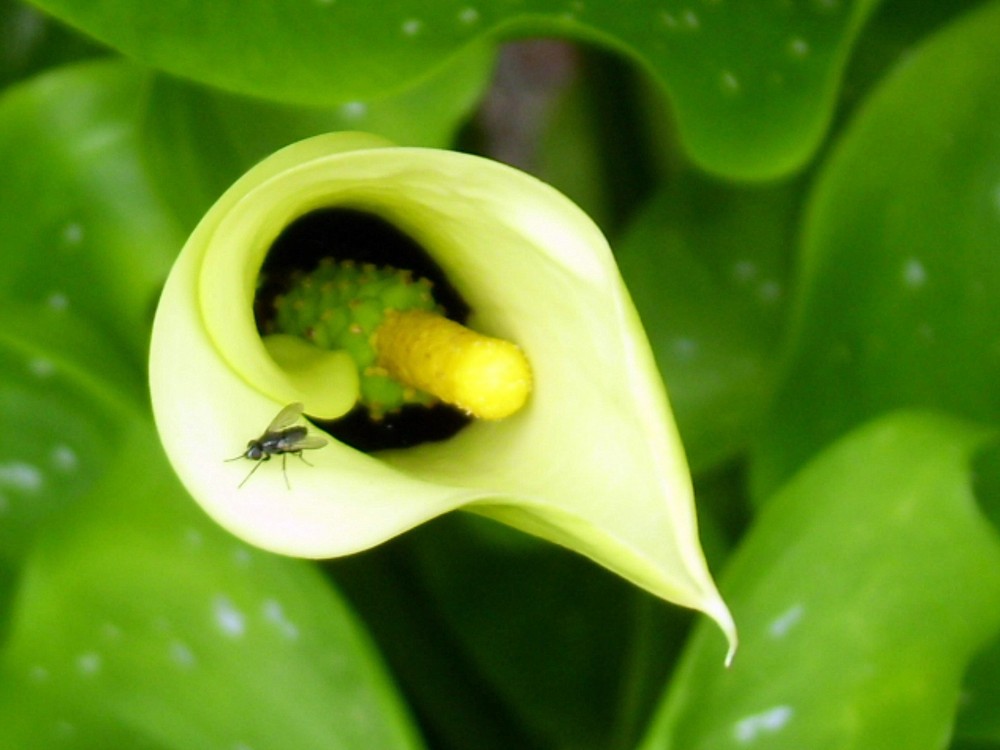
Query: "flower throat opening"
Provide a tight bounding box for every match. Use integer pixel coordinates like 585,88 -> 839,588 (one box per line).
254,208 -> 472,452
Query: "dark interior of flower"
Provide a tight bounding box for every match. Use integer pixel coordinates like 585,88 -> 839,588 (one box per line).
255,208 -> 471,451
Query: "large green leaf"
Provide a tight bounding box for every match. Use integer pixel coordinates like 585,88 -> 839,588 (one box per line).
0,60 -> 182,361
0,302 -> 138,562
639,411 -> 1000,750
616,174 -> 800,472
0,58 -> 424,748
27,0 -> 878,178
140,42 -> 495,229
0,61 -> 180,560
0,417 -> 424,749
751,0 -> 1000,498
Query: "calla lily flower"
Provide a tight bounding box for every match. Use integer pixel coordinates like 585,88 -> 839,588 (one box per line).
149,132 -> 736,661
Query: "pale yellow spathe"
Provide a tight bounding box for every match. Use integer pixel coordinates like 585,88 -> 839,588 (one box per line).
149,133 -> 737,663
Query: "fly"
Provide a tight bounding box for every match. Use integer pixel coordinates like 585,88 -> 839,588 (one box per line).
226,402 -> 328,489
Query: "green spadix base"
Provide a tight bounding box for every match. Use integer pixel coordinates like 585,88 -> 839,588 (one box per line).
273,259 -> 442,417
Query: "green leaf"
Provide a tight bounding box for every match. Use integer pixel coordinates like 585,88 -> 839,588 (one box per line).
956,633 -> 1000,744
0,60 -> 182,361
752,0 -> 1000,498
0,417 -> 424,749
616,174 -> 799,472
838,0 -> 986,114
26,0 -> 878,178
0,302 -> 138,562
404,515 -> 691,750
0,61 -> 180,559
951,740 -> 1000,750
0,68 -> 423,741
140,42 -> 495,229
0,0 -> 104,88
639,411 -> 1000,750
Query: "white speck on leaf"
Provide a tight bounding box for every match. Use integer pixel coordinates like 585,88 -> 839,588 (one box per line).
788,36 -> 810,58
758,280 -> 782,302
28,358 -> 55,378
402,18 -> 423,36
672,337 -> 699,362
768,603 -> 804,638
903,258 -> 927,288
76,652 -> 102,676
733,260 -> 757,281
263,598 -> 300,641
170,640 -> 197,669
458,7 -> 479,23
232,546 -> 253,568
733,705 -> 794,743
720,70 -> 740,94
0,462 -> 43,493
213,595 -> 246,638
682,9 -> 700,28
184,527 -> 205,549
50,444 -> 78,471
46,292 -> 69,311
62,223 -> 84,245
339,101 -> 367,120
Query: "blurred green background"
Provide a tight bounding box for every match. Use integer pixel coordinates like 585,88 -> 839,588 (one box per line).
1,0 -> 1000,747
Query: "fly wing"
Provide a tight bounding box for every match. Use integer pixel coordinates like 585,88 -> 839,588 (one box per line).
295,435 -> 328,451
266,402 -> 304,432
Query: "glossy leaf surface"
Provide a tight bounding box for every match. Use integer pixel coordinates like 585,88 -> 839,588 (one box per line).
0,62 -> 179,559
641,412 -> 1000,750
617,174 -> 799,472
752,0 -> 1000,497
0,419 -> 424,749
140,43 -> 495,228
0,61 -> 181,359
27,0 -> 878,178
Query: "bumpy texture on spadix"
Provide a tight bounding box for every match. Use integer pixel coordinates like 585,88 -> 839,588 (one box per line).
149,132 -> 737,663
272,259 -> 441,416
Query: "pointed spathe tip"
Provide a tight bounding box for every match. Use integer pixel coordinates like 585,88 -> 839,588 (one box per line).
705,593 -> 738,668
